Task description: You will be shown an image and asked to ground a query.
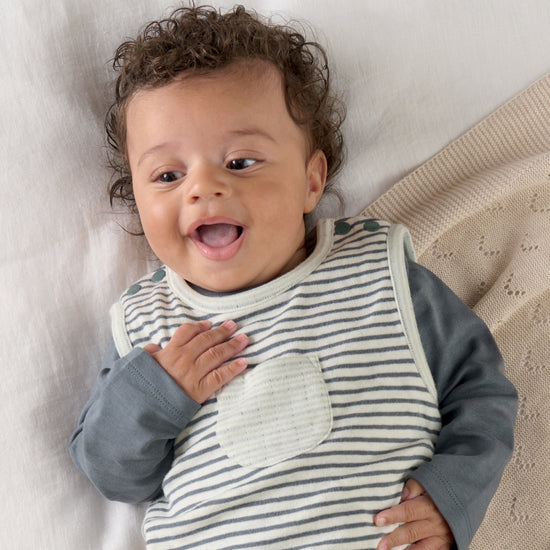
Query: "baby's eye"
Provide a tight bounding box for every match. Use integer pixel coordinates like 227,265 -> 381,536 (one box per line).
157,171 -> 184,183
227,158 -> 256,170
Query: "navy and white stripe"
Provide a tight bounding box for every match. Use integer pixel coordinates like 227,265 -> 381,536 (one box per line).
111,217 -> 441,549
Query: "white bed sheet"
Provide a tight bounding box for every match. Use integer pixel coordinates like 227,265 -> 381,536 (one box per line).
1,1 -> 549,548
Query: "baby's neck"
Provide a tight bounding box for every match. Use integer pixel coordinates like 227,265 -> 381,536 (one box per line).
187,282 -> 241,298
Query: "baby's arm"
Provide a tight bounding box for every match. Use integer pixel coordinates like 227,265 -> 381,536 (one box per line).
69,321 -> 248,503
373,260 -> 517,550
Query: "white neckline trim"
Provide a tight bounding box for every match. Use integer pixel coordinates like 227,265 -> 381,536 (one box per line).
166,219 -> 334,313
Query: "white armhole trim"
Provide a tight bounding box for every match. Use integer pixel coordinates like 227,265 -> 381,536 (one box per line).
109,301 -> 133,358
387,224 -> 438,401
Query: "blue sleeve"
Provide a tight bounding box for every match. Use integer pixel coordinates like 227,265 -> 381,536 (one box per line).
69,343 -> 200,503
406,259 -> 518,550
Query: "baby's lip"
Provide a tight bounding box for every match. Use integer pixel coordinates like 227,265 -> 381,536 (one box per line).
188,217 -> 246,261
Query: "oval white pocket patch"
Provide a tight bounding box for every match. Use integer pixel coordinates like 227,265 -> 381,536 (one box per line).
216,354 -> 332,469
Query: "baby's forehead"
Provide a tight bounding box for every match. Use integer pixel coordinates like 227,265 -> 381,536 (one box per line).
130,60 -> 283,108
127,59 -> 284,113
124,60 -> 309,162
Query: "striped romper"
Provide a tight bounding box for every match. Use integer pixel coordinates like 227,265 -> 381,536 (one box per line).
110,217 -> 442,549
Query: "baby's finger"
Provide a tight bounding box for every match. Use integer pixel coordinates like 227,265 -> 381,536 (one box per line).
375,494 -> 454,550
410,537 -> 453,550
401,478 -> 426,502
375,494 -> 434,527
376,520 -> 431,550
378,528 -> 452,550
143,343 -> 162,355
188,320 -> 241,358
169,321 -> 212,348
198,332 -> 249,372
199,357 -> 248,398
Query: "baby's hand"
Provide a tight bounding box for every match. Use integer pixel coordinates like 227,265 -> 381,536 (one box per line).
374,479 -> 454,550
143,320 -> 248,403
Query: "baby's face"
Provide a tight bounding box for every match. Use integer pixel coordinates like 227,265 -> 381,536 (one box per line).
126,61 -> 326,292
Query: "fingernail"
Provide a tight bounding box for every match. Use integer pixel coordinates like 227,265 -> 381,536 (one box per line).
375,516 -> 387,526
236,358 -> 247,369
235,333 -> 248,344
198,321 -> 212,330
223,320 -> 237,330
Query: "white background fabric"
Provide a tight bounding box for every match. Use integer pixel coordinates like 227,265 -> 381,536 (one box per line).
1,1 -> 549,548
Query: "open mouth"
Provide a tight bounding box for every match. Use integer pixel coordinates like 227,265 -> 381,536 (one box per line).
190,221 -> 245,260
196,223 -> 244,248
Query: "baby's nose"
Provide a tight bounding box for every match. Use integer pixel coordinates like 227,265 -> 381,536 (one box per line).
185,165 -> 232,203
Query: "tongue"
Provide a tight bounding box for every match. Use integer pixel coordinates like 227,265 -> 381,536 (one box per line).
197,224 -> 239,248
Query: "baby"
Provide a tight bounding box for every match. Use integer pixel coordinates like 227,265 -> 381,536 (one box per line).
70,5 -> 517,550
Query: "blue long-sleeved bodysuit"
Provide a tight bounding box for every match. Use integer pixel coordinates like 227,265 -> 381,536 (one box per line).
70,218 -> 517,549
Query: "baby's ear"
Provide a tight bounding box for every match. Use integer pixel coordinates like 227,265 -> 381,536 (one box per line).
304,150 -> 327,213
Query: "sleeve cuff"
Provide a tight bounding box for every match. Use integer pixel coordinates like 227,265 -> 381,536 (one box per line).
410,461 -> 471,550
122,347 -> 201,430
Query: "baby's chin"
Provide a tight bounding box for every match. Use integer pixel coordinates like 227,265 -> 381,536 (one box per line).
178,244 -> 310,294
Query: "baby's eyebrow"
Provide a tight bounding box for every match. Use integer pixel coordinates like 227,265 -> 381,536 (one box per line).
227,127 -> 276,143
136,142 -> 173,168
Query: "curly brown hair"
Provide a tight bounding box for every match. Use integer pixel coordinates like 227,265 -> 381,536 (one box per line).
106,4 -> 345,218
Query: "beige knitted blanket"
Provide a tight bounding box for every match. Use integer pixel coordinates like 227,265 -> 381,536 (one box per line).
363,73 -> 550,549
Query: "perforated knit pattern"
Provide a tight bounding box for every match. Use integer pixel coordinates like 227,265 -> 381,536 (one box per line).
363,73 -> 550,550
